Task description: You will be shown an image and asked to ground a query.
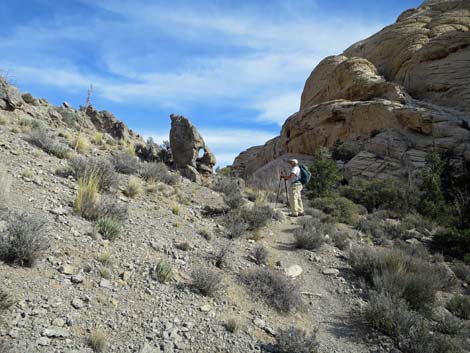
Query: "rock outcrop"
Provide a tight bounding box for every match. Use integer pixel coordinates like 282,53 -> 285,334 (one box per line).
233,0 -> 470,183
169,114 -> 216,182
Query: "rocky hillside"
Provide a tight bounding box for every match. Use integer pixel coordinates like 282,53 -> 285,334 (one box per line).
232,0 -> 470,184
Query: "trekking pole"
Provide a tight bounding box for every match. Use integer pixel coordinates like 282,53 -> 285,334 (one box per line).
275,176 -> 282,209
284,179 -> 289,207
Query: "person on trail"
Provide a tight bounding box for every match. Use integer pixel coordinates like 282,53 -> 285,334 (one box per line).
281,159 -> 304,217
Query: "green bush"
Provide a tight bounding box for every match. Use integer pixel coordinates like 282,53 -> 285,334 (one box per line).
243,204 -> 274,230
418,152 -> 449,222
311,196 -> 359,225
447,295 -> 470,320
341,178 -> 417,215
96,217 -> 121,241
307,149 -> 341,198
432,228 -> 470,260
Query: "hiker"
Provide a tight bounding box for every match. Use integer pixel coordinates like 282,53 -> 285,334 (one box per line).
281,159 -> 305,217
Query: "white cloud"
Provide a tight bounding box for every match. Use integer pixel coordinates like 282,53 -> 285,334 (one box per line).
0,0 -> 387,131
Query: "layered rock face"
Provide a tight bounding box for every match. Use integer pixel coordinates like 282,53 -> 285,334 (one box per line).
233,0 -> 470,183
169,114 -> 216,182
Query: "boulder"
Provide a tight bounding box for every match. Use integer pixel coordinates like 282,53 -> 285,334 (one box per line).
0,77 -> 24,110
232,0 -> 470,182
169,114 -> 216,181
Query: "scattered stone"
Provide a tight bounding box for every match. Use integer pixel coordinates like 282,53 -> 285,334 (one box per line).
42,326 -> 70,338
58,265 -> 75,275
71,298 -> 84,309
50,206 -> 68,216
100,279 -> 112,289
36,336 -> 51,346
200,305 -> 211,313
71,275 -> 84,284
285,265 -> 303,278
322,268 -> 340,276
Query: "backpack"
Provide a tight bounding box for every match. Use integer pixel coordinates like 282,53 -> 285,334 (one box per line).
299,164 -> 311,185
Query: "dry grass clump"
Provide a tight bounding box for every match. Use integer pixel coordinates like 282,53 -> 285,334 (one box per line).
72,135 -> 90,154
92,132 -> 104,145
74,174 -> 127,223
0,213 -> 48,267
89,328 -> 106,352
123,177 -> 142,198
191,268 -> 224,296
242,268 -> 302,313
69,156 -> 117,191
0,170 -> 11,209
110,151 -> 139,174
293,218 -> 328,250
224,211 -> 249,239
276,326 -> 319,353
171,202 -> 181,215
150,260 -> 174,283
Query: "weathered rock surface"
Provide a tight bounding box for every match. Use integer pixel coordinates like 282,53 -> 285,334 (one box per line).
233,0 -> 470,182
0,77 -> 24,110
169,114 -> 216,182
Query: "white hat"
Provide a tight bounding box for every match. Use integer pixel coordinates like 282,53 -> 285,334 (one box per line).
288,158 -> 298,165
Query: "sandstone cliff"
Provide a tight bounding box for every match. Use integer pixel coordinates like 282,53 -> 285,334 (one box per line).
233,0 -> 470,183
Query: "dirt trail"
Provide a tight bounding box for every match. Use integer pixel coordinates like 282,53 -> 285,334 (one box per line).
262,205 -> 383,353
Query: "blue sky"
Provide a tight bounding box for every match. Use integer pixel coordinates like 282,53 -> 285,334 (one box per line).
0,0 -> 421,166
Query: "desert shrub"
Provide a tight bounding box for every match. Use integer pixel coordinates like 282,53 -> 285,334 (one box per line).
95,217 -> 121,241
250,245 -> 268,265
276,326 -> 319,353
331,231 -> 351,251
224,190 -> 245,209
350,246 -> 443,313
123,177 -> 142,198
110,151 -> 140,174
243,204 -> 274,230
171,202 -> 181,215
214,243 -> 232,268
307,150 -> 342,198
225,318 -> 239,333
365,291 -> 460,353
89,328 -> 106,353
450,261 -> 470,284
311,196 -> 359,225
213,177 -> 242,194
69,156 -> 117,191
97,195 -> 128,222
175,242 -> 192,251
198,228 -> 212,241
242,268 -> 302,313
97,251 -> 113,266
140,162 -> 178,185
150,260 -> 173,283
432,228 -> 470,260
216,166 -> 232,177
0,288 -> 15,312
447,295 -> 470,320
99,267 -> 112,279
331,141 -> 359,162
0,213 -> 48,267
191,268 -> 224,296
293,218 -> 328,250
434,311 -> 465,336
224,211 -> 249,239
27,127 -> 70,158
341,178 -> 417,215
